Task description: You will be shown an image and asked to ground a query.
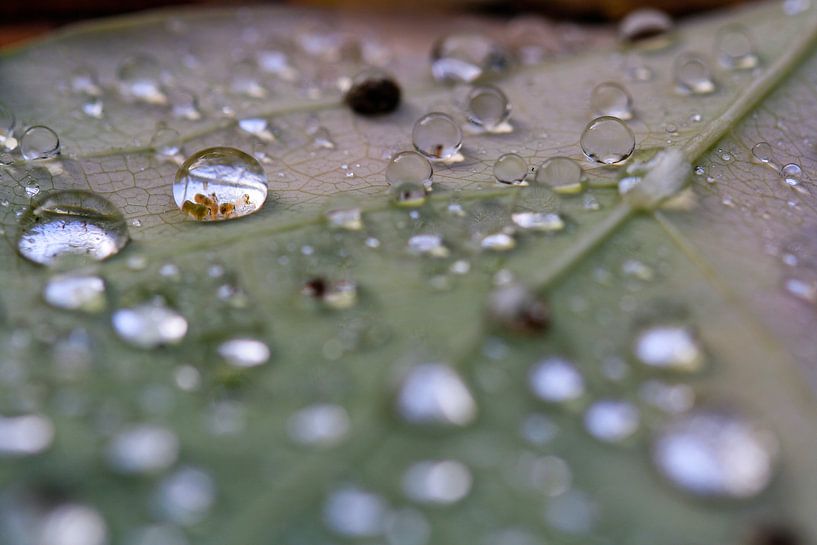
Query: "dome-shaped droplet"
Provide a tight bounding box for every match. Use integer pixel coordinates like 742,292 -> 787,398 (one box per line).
633,324 -> 704,372
584,399 -> 640,443
781,163 -> 802,186
217,338 -> 270,368
229,59 -> 267,98
590,82 -> 633,120
674,53 -> 716,95
43,273 -> 106,312
407,234 -> 448,257
751,142 -> 774,164
174,147 -> 268,221
402,460 -> 472,505
619,8 -> 674,47
112,302 -> 188,349
715,25 -> 758,70
395,363 -> 477,426
652,408 -> 778,499
511,211 -> 565,232
386,151 -> 433,189
393,182 -> 428,207
117,54 -> 167,105
17,190 -> 129,266
529,357 -> 585,404
466,85 -> 511,131
20,125 -> 60,161
69,65 -> 102,97
0,101 -> 15,145
487,283 -> 549,333
493,153 -> 528,185
167,87 -> 202,121
151,127 -> 182,159
580,117 -> 635,165
412,112 -> 463,162
324,486 -> 386,538
431,33 -> 509,84
344,68 -> 401,116
535,156 -> 584,193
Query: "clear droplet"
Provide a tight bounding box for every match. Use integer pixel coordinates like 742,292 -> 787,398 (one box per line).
230,59 -> 267,98
590,82 -> 633,120
412,112 -> 463,162
151,127 -> 182,159
112,302 -> 188,349
584,399 -> 640,443
511,211 -> 565,232
20,125 -> 60,161
403,460 -> 472,505
117,54 -> 167,105
407,234 -> 449,257
174,147 -> 268,221
674,53 -> 716,95
386,151 -> 433,189
155,467 -> 215,526
487,283 -> 549,333
480,232 -> 516,251
715,25 -> 759,70
167,87 -> 202,121
619,8 -> 674,47
0,414 -> 54,456
43,273 -> 106,312
70,65 -> 102,97
466,85 -> 511,131
217,338 -> 270,368
324,486 -> 386,538
633,324 -> 704,372
17,190 -> 130,266
238,117 -> 275,143
82,98 -> 104,119
288,404 -> 350,447
431,33 -> 509,84
529,357 -> 585,404
309,126 -> 336,149
493,153 -> 528,185
326,207 -> 363,230
535,156 -> 584,193
0,101 -> 15,145
580,117 -> 635,165
393,182 -> 428,207
396,363 -> 477,426
107,425 -> 179,474
781,163 -> 802,186
652,408 -> 778,499
751,142 -> 774,164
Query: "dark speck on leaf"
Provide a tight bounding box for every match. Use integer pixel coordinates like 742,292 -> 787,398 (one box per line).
345,75 -> 401,116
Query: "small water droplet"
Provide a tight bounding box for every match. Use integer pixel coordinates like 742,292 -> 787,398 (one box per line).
238,117 -> 275,143
230,59 -> 267,98
217,338 -> 270,368
17,190 -> 129,266
784,277 -> 817,303
0,101 -> 15,145
326,207 -> 363,230
640,380 -> 694,414
393,182 -> 428,207
407,234 -> 449,257
619,8 -> 674,47
584,399 -> 640,443
20,125 -> 60,161
752,142 -> 774,164
82,98 -> 104,119
511,211 -> 565,232
493,153 -> 528,185
112,302 -> 188,349
167,87 -> 202,121
43,273 -> 106,312
633,323 -> 704,372
117,54 -> 167,105
39,504 -> 108,545
466,85 -> 512,132
309,126 -> 336,150
529,357 -> 585,404
652,408 -> 778,499
345,68 -> 401,115
386,151 -> 433,190
69,65 -> 102,97
412,112 -> 464,162
155,467 -> 215,526
715,25 -> 759,70
396,363 -> 476,426
487,283 -> 549,333
781,163 -> 802,186
0,414 -> 54,456
151,127 -> 182,161
431,33 -> 509,83
580,116 -> 635,165
694,165 -> 706,176
535,156 -> 584,193
324,486 -> 386,538
174,147 -> 268,221
107,425 -> 179,474
403,460 -> 472,505
674,53 -> 716,95
590,82 -> 633,120
480,232 -> 516,252
288,404 -> 350,447
303,277 -> 358,309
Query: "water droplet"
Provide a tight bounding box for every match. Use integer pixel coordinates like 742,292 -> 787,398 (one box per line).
431,33 -> 509,83
17,190 -> 129,266
584,399 -> 640,443
396,363 -> 476,426
674,53 -> 716,95
652,408 -> 778,499
392,182 -> 427,207
580,116 -> 635,165
82,98 -> 104,119
112,302 -> 188,349
39,504 -> 108,545
480,232 -> 516,251
167,87 -> 202,121
386,151 -> 433,189
487,283 -> 549,333
715,25 -> 759,70
69,65 -> 102,97
493,153 -> 528,185
529,357 -> 585,404
784,277 -> 817,303
535,156 -> 584,193
230,59 -> 266,98
344,68 -> 401,115
640,380 -> 694,414
20,125 -> 60,161
619,8 -> 673,47
117,54 -> 167,105
155,467 -> 215,525
466,85 -> 511,132
43,273 -> 106,312
752,142 -> 774,164
403,460 -> 472,505
407,234 -> 449,257
324,486 -> 386,538
0,414 -> 54,456
412,112 -> 464,162
781,163 -> 802,186
309,126 -> 336,149
151,127 -> 182,160
238,117 -> 275,142
621,259 -> 654,281
303,278 -> 358,309
633,324 -> 704,372
0,101 -> 15,145
288,404 -> 350,447
217,338 -> 270,368
174,147 -> 268,221
511,211 -> 565,232
590,82 -> 633,120
326,207 -> 363,230
107,425 -> 179,474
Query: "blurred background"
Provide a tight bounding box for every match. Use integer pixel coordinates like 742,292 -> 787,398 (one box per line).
0,0 -> 748,48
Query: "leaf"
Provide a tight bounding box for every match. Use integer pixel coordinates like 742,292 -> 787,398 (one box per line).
0,3 -> 816,544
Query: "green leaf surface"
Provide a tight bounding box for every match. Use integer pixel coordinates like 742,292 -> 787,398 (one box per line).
1,2 -> 817,544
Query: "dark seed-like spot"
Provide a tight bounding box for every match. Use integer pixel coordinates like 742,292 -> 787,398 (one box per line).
749,524 -> 801,545
303,277 -> 327,298
345,76 -> 401,116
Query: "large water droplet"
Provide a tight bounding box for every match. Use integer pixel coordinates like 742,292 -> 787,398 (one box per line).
529,357 -> 585,404
402,460 -> 472,505
431,33 -> 509,83
493,153 -> 528,185
107,425 -> 180,474
652,408 -> 778,499
715,25 -> 759,70
112,302 -> 188,349
174,147 -> 268,221
345,68 -> 401,116
535,156 -> 583,193
395,363 -> 477,426
466,85 -> 511,132
17,190 -> 130,266
217,338 -> 270,368
288,404 -> 350,447
480,232 -> 516,252
633,324 -> 704,372
20,125 -> 60,161
674,53 -> 716,95
584,399 -> 640,443
781,163 -> 802,186
0,414 -> 54,456
580,117 -> 635,165
43,273 -> 106,312
590,82 -> 633,120
117,54 -> 167,105
386,151 -> 433,189
324,486 -> 386,538
619,8 -> 674,47
412,112 -> 464,162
